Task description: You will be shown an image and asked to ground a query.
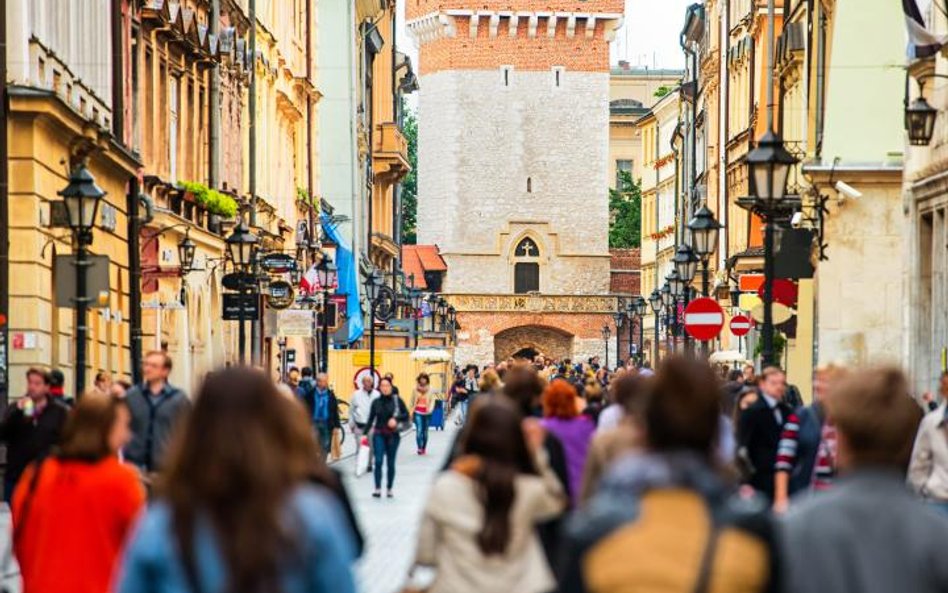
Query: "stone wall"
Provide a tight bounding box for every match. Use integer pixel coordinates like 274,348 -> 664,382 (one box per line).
417,69 -> 611,295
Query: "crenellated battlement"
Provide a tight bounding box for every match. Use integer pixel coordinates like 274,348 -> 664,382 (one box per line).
407,9 -> 623,45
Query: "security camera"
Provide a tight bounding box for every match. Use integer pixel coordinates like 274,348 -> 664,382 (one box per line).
790,212 -> 804,229
834,180 -> 862,201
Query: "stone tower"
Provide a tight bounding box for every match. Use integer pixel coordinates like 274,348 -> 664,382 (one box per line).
408,2 -> 624,364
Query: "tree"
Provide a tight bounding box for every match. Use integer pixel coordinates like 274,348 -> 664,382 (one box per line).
400,108 -> 418,244
654,85 -> 673,99
609,170 -> 642,249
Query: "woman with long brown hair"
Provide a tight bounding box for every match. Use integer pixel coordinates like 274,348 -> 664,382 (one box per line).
116,367 -> 357,593
13,392 -> 144,593
413,400 -> 566,593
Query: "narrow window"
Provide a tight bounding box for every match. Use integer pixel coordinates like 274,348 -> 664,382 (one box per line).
501,65 -> 513,87
552,66 -> 565,88
527,177 -> 532,192
514,263 -> 540,294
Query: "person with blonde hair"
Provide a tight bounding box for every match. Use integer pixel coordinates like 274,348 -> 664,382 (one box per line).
773,363 -> 848,512
478,368 -> 503,395
14,392 -> 144,593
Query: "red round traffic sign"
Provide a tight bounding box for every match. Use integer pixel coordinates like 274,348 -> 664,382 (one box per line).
729,314 -> 754,337
757,279 -> 797,306
684,298 -> 726,342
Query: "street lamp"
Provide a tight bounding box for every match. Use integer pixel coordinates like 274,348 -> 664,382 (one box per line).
633,295 -> 647,365
226,222 -> 259,365
364,268 -> 384,377
649,288 -> 662,365
662,278 -> 676,355
177,230 -> 197,275
437,297 -> 448,331
447,305 -> 458,344
672,244 -> 699,288
316,257 -> 337,373
688,206 -> 722,298
59,164 -> 106,398
601,325 -> 612,370
906,96 -> 938,146
613,309 -> 625,367
744,128 -> 799,367
410,288 -> 425,349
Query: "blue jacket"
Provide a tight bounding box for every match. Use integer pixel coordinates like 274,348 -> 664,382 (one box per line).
116,485 -> 357,593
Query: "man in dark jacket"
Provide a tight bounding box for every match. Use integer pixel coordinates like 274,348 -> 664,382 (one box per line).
738,366 -> 790,501
299,372 -> 341,459
125,351 -> 190,473
0,368 -> 69,501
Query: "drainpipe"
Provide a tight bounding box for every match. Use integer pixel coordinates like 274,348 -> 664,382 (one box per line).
719,0 -> 729,269
249,0 -> 261,365
306,0 -> 317,371
127,179 -> 144,384
209,0 -> 220,187
111,0 -> 124,143
0,0 -> 9,408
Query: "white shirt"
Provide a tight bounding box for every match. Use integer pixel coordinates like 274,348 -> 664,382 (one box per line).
350,388 -> 379,426
761,393 -> 783,425
597,403 -> 625,432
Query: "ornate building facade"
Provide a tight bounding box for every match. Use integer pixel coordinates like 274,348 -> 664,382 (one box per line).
407,1 -> 623,364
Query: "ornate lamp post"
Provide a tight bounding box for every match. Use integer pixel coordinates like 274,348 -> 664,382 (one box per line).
906,95 -> 938,146
447,305 -> 458,345
177,230 -> 197,275
649,288 -> 662,365
316,257 -> 337,373
687,206 -> 722,298
634,296 -> 647,365
741,129 -> 799,367
661,280 -> 675,355
601,325 -> 612,370
363,268 -> 384,376
437,297 -> 448,332
226,222 -> 259,365
59,165 -> 106,397
612,308 -> 625,366
410,287 -> 425,349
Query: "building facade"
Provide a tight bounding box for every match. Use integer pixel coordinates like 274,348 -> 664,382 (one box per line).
408,0 -> 623,365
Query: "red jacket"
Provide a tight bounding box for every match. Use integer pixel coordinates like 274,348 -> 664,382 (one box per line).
12,457 -> 145,593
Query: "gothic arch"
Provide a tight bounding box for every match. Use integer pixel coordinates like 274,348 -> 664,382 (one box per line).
493,325 -> 574,363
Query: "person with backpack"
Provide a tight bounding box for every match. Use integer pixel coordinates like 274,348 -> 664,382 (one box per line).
562,356 -> 778,593
298,371 -> 341,460
366,377 -> 409,498
13,392 -> 144,593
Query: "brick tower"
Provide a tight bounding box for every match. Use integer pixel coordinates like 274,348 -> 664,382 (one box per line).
408,2 -> 624,365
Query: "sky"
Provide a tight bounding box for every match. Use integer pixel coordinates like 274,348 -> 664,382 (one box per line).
396,0 -> 694,71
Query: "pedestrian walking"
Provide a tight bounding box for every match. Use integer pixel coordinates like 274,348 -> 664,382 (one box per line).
13,392 -> 145,593
773,363 -> 847,512
411,373 -> 434,455
48,368 -> 72,406
782,367 -> 948,593
540,379 -> 595,507
737,366 -> 790,501
450,371 -> 470,425
94,371 -> 113,396
299,372 -> 342,459
115,367 -> 358,593
366,377 -> 409,498
124,351 -> 190,475
0,368 -> 69,502
411,400 -> 567,593
908,370 -> 948,514
580,372 -> 648,505
350,375 -> 379,475
563,356 -> 778,593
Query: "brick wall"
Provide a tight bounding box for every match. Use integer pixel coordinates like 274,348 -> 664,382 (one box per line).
406,0 -> 625,21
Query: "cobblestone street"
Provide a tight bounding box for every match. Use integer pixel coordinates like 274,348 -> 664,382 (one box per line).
344,422 -> 455,593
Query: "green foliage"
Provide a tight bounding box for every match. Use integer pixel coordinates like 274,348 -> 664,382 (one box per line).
754,331 -> 788,363
179,181 -> 238,218
296,186 -> 317,207
400,107 -> 418,245
654,85 -> 673,98
609,170 -> 642,249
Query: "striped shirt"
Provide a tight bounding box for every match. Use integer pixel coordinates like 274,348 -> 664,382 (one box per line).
775,411 -> 837,490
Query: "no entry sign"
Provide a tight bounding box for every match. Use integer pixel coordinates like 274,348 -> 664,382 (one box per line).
684,298 -> 725,342
730,315 -> 753,337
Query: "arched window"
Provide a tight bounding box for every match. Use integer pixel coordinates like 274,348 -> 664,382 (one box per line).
513,238 -> 540,294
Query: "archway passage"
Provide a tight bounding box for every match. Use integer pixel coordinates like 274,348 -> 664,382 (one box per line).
512,347 -> 540,361
493,325 -> 574,363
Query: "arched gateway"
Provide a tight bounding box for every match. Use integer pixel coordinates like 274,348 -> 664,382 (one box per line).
494,326 -> 574,363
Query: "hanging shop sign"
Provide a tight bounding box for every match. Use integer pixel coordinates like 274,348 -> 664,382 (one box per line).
258,253 -> 297,274
266,280 -> 295,309
222,293 -> 260,321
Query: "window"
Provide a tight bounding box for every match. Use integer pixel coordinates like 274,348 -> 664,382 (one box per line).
615,159 -> 632,187
515,263 -> 540,294
552,66 -> 565,87
501,65 -> 513,87
513,237 -> 540,294
527,177 -> 532,193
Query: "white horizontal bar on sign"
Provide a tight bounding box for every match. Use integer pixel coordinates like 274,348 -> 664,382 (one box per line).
685,313 -> 724,325
730,322 -> 752,329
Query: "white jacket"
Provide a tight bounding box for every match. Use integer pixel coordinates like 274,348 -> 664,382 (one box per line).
349,388 -> 379,427
908,404 -> 948,501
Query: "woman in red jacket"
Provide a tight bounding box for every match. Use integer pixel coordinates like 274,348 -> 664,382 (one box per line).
12,392 -> 145,593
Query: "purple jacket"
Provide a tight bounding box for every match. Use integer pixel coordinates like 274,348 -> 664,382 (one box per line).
541,416 -> 595,505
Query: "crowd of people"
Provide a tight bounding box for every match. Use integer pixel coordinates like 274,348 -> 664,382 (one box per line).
3,348 -> 948,592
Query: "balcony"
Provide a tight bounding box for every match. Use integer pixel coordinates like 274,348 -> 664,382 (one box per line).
372,122 -> 411,183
